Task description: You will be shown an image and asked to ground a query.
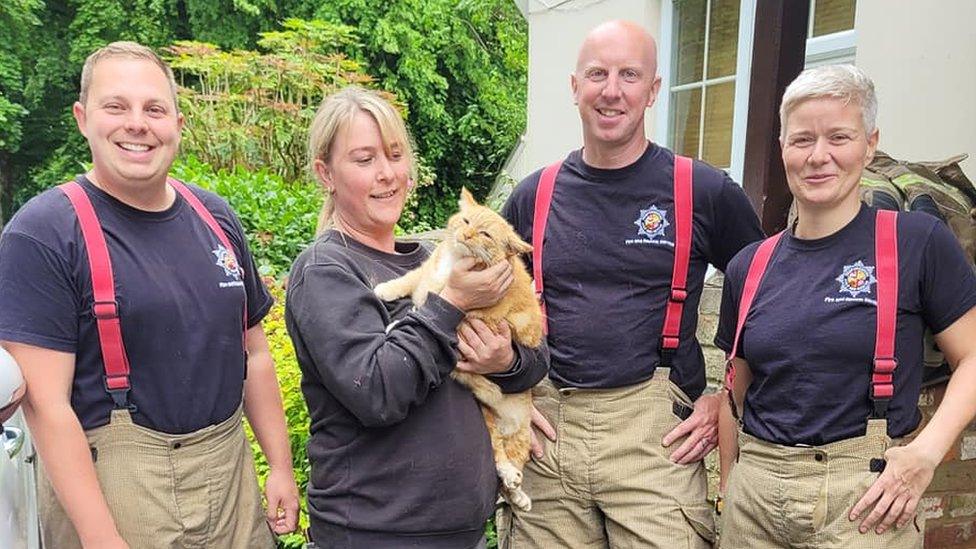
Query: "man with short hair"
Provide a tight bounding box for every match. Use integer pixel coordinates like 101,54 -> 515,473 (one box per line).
498,20 -> 764,547
0,41 -> 298,549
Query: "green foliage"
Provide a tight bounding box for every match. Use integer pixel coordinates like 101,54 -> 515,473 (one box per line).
306,0 -> 528,226
0,0 -> 43,153
65,0 -> 178,66
180,0 -> 318,49
12,141 -> 89,210
171,156 -> 322,277
164,20 -> 372,185
244,281 -> 310,549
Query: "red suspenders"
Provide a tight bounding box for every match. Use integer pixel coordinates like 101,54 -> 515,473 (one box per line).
532,154 -> 695,367
58,178 -> 247,411
871,210 -> 899,417
723,231 -> 784,399
724,210 -> 899,419
532,161 -> 562,335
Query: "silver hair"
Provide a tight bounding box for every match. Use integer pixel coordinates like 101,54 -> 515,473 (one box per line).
779,64 -> 877,139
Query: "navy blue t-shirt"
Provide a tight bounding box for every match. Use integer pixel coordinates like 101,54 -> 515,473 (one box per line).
716,205 -> 976,445
503,143 -> 763,397
0,176 -> 272,434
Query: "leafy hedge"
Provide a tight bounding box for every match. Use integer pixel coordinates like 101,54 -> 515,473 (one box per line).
172,156 -> 322,277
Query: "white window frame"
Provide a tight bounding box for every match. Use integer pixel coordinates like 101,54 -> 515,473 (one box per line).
657,0 -> 856,184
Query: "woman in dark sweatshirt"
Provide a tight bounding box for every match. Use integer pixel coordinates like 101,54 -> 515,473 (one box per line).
285,86 -> 549,549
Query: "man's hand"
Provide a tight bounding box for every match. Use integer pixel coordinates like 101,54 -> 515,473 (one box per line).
662,392 -> 720,464
455,319 -> 515,375
850,442 -> 938,534
264,466 -> 300,534
529,404 -> 556,459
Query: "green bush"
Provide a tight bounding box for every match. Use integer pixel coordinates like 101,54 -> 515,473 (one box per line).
244,280 -> 310,549
171,156 -> 322,277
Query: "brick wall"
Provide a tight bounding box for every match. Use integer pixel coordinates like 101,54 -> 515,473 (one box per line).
697,274 -> 976,548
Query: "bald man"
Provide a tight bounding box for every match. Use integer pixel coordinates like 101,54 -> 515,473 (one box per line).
498,20 -> 764,547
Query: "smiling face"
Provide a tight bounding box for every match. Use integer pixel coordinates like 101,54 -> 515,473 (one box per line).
73,56 -> 183,193
781,97 -> 878,212
315,109 -> 412,246
572,21 -> 661,165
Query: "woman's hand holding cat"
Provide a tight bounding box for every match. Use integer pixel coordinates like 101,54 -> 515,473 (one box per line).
440,257 -> 514,311
456,319 -> 516,374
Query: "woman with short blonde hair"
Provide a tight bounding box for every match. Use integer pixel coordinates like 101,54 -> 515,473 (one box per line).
716,65 -> 976,548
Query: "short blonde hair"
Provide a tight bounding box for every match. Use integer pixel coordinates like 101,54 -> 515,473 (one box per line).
780,64 -> 877,139
79,41 -> 178,108
308,86 -> 417,235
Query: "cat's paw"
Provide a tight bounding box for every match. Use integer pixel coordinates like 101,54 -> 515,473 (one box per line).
373,281 -> 399,301
497,461 -> 523,490
505,487 -> 532,513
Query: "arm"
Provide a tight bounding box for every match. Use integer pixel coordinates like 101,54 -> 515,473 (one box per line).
852,306 -> 976,534
489,339 -> 550,393
288,259 -> 508,428
2,341 -> 128,549
718,357 -> 752,492
241,325 -> 299,534
455,319 -> 550,393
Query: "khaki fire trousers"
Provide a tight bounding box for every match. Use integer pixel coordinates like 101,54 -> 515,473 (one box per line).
38,406 -> 274,549
720,418 -> 923,549
497,369 -> 716,549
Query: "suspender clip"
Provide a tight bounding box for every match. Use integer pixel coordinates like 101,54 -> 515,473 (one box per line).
658,337 -> 679,367
871,397 -> 890,419
103,375 -> 137,412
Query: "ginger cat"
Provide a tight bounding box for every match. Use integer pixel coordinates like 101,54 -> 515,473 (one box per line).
374,187 -> 543,512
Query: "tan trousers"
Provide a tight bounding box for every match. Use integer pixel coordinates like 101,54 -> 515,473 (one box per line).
38,407 -> 274,549
497,369 -> 716,549
720,419 -> 923,549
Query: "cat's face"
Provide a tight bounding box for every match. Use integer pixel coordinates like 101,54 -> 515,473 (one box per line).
445,188 -> 532,265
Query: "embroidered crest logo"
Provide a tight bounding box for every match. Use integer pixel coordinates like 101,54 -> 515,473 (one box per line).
212,245 -> 242,280
634,205 -> 670,240
835,260 -> 877,298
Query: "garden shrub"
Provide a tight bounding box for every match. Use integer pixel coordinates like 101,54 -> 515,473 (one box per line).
171,156 -> 322,277
244,280 -> 311,549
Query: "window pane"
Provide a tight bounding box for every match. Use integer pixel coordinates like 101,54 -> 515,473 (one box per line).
674,0 -> 707,85
671,88 -> 703,158
812,0 -> 856,37
706,0 -> 740,79
702,81 -> 735,168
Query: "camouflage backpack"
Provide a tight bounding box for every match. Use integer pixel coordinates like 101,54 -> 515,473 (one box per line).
859,151 -> 976,267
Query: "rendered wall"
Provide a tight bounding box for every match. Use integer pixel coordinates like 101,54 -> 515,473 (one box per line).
855,0 -> 976,173
513,0 -> 662,181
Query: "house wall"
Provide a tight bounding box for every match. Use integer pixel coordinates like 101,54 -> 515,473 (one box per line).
515,0 -> 662,181
855,0 -> 976,173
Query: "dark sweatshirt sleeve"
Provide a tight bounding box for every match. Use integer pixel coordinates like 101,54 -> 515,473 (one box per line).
287,263 -> 465,427
487,339 -> 550,393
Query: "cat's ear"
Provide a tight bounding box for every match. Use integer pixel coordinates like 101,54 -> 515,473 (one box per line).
506,233 -> 533,256
459,187 -> 477,210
